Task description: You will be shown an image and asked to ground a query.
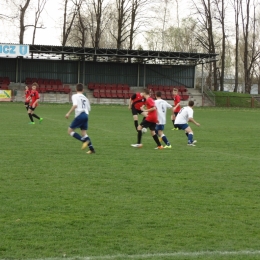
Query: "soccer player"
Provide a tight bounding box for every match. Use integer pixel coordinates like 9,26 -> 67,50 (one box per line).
128,92 -> 147,131
131,89 -> 163,149
27,83 -> 43,124
65,83 -> 95,154
155,91 -> 172,148
23,85 -> 31,111
171,88 -> 181,130
174,100 -> 200,146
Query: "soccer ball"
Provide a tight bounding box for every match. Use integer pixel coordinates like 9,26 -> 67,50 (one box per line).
142,127 -> 147,133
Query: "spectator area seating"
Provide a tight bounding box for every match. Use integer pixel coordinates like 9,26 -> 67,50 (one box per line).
25,78 -> 71,94
0,76 -> 10,90
148,84 -> 189,100
89,83 -> 132,99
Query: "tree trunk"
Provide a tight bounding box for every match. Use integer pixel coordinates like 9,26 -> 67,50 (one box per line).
19,0 -> 31,44
233,0 -> 240,92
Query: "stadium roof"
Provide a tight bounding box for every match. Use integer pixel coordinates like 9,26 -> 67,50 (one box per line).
28,44 -> 218,66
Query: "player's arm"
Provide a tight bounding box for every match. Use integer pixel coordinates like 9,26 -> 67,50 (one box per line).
128,98 -> 132,109
142,106 -> 156,112
166,102 -> 172,109
65,104 -> 77,119
173,102 -> 180,111
32,97 -> 39,107
189,117 -> 200,126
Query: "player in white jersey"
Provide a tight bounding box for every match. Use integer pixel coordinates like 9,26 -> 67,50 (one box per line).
174,100 -> 200,146
155,91 -> 172,148
65,83 -> 95,154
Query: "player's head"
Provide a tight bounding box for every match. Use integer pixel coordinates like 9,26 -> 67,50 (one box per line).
142,88 -> 150,97
25,85 -> 29,90
31,82 -> 38,90
188,100 -> 194,107
156,91 -> 162,99
76,83 -> 84,92
172,88 -> 178,95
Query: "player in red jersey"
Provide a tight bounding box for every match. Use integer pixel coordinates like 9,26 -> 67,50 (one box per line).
27,82 -> 43,125
131,89 -> 163,149
128,92 -> 147,131
23,85 -> 31,110
171,88 -> 181,130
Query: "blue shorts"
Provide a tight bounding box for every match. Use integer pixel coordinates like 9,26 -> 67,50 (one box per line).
70,112 -> 88,130
156,124 -> 165,131
174,123 -> 189,130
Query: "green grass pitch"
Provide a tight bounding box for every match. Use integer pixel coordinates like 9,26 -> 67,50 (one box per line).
1,102 -> 260,260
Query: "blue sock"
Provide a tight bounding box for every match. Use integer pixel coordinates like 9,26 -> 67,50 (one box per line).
71,132 -> 82,141
188,133 -> 193,144
162,135 -> 170,145
82,136 -> 95,151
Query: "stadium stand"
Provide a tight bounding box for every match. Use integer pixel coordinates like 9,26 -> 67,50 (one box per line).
0,77 -> 11,89
24,78 -> 71,94
87,82 -> 132,99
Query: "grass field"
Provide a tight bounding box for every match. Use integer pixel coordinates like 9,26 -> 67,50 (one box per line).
1,102 -> 260,260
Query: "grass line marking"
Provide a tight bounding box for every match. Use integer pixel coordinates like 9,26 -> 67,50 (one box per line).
20,250 -> 260,260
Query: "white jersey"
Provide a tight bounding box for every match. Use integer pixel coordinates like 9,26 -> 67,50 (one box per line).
72,93 -> 91,118
155,99 -> 172,125
175,106 -> 193,124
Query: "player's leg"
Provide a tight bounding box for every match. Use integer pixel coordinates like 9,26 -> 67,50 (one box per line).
25,102 -> 29,111
171,110 -> 175,128
141,111 -> 147,120
159,129 -> 171,148
68,115 -> 84,141
137,124 -> 143,144
28,107 -> 35,124
80,116 -> 96,153
149,123 -> 163,149
133,114 -> 139,131
68,127 -> 82,141
131,119 -> 146,148
171,112 -> 178,130
185,126 -> 196,145
31,107 -> 43,122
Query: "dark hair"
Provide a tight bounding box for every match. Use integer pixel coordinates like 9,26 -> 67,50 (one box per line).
143,88 -> 150,95
76,83 -> 84,92
156,91 -> 161,97
188,100 -> 194,107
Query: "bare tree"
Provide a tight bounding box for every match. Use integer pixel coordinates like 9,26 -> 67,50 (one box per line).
214,0 -> 228,91
129,0 -> 151,50
71,9 -> 90,47
175,0 -> 180,28
230,0 -> 241,92
111,0 -> 132,49
19,0 -> 31,44
240,0 -> 260,93
192,0 -> 218,91
87,0 -> 111,48
62,0 -> 83,47
32,0 -> 48,44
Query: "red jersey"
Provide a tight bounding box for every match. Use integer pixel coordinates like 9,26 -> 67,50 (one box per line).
25,89 -> 31,102
173,94 -> 181,112
145,97 -> 158,123
131,93 -> 146,110
30,90 -> 40,107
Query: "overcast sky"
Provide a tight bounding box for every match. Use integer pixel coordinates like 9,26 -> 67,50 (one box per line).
0,0 -> 254,47
0,0 -> 194,46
